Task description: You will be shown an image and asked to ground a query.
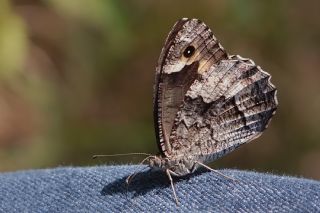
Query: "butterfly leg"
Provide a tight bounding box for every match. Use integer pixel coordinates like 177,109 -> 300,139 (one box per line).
125,166 -> 149,185
126,156 -> 154,185
194,161 -> 238,182
166,169 -> 179,205
125,173 -> 136,185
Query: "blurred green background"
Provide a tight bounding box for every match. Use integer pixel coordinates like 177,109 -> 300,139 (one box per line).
1,0 -> 319,180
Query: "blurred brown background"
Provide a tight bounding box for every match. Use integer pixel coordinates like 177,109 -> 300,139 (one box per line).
1,0 -> 319,179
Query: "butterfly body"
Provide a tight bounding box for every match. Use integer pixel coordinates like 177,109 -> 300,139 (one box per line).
148,155 -> 199,176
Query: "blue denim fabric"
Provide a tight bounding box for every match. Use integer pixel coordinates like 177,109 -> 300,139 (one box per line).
0,165 -> 319,212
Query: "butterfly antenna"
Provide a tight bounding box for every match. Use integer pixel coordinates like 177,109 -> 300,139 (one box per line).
92,153 -> 152,159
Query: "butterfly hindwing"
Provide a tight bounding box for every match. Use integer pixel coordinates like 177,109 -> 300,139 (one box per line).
169,56 -> 278,162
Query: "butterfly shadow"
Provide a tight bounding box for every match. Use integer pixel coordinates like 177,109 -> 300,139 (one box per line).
100,168 -> 208,199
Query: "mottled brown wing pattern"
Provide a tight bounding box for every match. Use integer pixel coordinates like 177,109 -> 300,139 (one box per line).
169,56 -> 277,162
154,18 -> 227,157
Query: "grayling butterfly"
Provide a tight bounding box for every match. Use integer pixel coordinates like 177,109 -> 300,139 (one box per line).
149,17 -> 277,203
95,18 -> 278,204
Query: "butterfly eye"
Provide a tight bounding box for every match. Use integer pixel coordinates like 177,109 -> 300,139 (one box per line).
183,45 -> 195,58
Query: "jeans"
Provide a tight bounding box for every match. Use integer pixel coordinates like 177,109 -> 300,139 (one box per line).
0,165 -> 319,212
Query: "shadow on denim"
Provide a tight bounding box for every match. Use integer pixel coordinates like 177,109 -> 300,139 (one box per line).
101,168 -> 213,198
0,165 -> 319,212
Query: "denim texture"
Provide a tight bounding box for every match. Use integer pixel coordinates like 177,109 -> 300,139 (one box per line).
0,165 -> 319,212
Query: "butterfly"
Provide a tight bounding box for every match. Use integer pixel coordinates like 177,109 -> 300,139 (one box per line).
95,18 -> 278,205
138,18 -> 278,204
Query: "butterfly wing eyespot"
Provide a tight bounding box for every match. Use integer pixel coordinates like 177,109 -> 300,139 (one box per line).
183,45 -> 195,58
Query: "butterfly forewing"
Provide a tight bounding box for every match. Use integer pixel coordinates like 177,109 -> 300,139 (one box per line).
154,18 -> 227,157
